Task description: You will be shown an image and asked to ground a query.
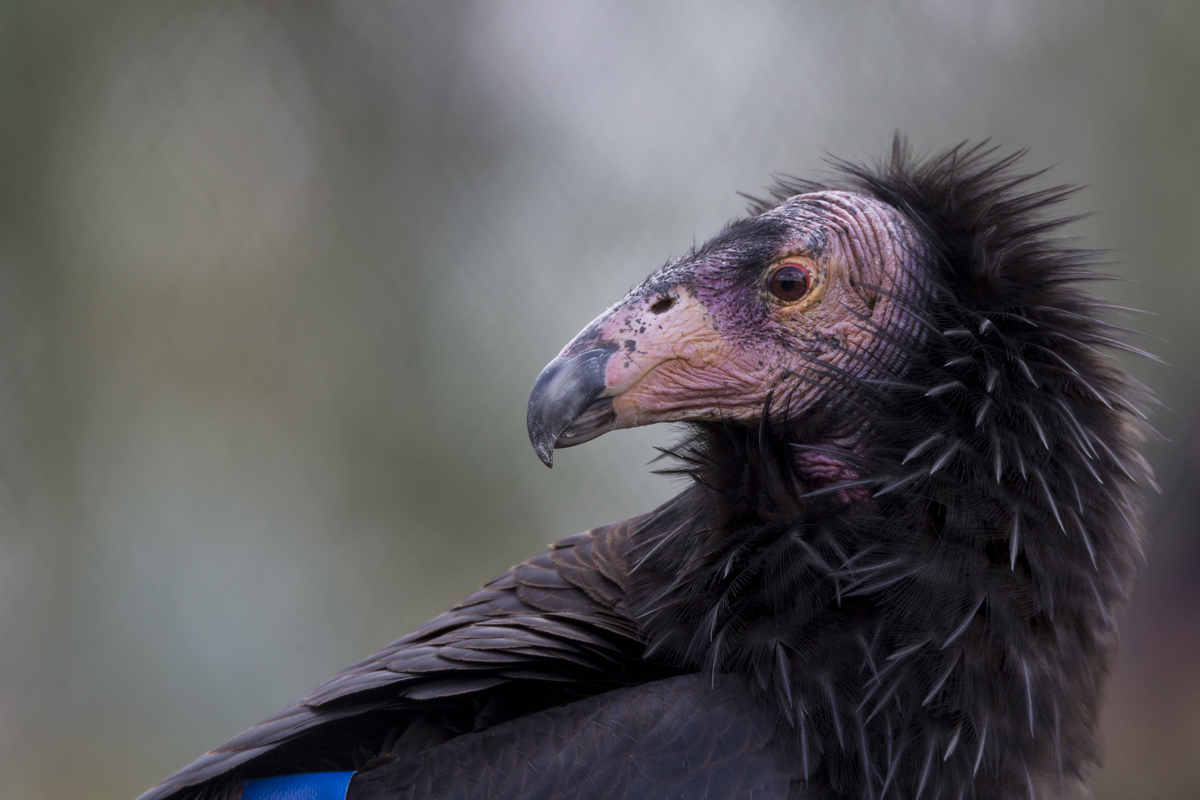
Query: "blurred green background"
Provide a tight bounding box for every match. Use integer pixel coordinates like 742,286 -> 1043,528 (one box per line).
0,2 -> 1197,798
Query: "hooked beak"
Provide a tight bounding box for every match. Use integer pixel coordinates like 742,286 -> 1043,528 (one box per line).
526,345 -> 619,467
527,286 -> 737,467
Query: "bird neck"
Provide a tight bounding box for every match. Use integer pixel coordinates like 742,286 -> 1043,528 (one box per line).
626,306 -> 1147,800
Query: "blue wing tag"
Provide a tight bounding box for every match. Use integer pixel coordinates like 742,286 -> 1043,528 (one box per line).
240,772 -> 354,800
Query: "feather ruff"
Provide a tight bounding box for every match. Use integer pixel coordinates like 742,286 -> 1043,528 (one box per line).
628,140 -> 1151,800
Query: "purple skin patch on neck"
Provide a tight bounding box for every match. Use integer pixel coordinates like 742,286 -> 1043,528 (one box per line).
793,447 -> 870,505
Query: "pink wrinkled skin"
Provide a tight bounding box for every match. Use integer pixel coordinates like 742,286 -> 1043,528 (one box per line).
564,192 -> 920,415
555,190 -> 924,499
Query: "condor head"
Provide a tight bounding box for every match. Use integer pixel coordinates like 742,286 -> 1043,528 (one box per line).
527,191 -> 923,467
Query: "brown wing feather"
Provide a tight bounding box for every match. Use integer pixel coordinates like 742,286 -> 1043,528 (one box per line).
137,517 -> 658,800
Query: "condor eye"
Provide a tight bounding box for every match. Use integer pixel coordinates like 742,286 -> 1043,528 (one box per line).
767,263 -> 811,302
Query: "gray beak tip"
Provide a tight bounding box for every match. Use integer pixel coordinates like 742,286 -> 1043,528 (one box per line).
530,431 -> 555,467
527,412 -> 560,468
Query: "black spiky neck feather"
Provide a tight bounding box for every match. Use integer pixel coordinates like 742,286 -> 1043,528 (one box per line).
626,141 -> 1150,800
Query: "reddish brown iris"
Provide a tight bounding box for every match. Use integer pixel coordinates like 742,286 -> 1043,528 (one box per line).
768,263 -> 811,302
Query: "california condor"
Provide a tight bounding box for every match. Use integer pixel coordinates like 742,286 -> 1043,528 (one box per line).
138,140 -> 1150,800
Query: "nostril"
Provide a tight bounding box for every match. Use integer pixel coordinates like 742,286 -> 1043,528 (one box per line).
649,296 -> 675,314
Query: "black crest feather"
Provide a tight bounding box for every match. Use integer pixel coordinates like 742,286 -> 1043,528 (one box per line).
633,138 -> 1151,800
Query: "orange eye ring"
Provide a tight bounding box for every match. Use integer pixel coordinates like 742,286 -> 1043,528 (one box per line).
767,262 -> 812,302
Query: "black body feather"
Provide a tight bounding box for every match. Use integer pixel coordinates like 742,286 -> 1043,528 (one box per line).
140,140 -> 1149,800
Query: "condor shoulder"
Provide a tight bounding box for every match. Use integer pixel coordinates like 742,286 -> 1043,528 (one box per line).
137,517 -> 652,800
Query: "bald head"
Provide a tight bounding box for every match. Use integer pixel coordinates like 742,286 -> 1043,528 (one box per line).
528,190 -> 930,464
